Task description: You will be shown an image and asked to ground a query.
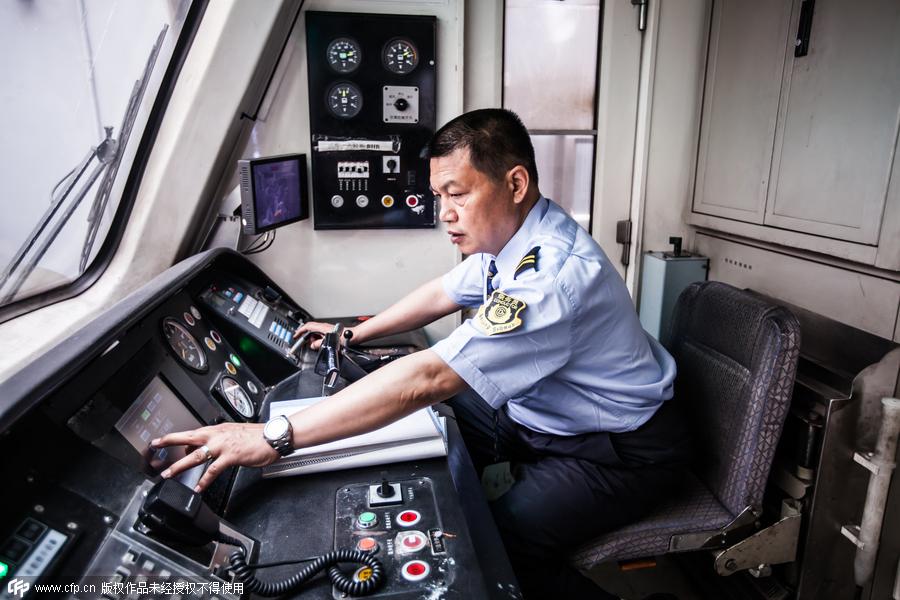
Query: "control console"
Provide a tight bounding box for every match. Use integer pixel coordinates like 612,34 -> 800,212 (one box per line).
334,478 -> 454,598
197,275 -> 312,381
76,484 -> 257,600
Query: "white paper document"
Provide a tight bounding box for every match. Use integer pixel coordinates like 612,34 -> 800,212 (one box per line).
261,396 -> 447,478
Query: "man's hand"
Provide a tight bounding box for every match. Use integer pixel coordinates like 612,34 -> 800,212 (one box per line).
294,321 -> 352,350
151,423 -> 279,492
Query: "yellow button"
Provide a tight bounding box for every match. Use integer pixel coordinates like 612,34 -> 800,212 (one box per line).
225,361 -> 237,375
381,195 -> 395,208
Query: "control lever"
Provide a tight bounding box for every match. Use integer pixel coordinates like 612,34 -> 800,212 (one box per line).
286,330 -> 311,360
314,323 -> 342,394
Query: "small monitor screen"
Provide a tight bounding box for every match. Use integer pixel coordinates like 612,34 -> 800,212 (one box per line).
115,376 -> 203,473
246,154 -> 309,233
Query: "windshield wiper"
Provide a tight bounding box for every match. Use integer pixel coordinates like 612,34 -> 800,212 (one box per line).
0,25 -> 167,306
80,25 -> 168,273
0,129 -> 118,304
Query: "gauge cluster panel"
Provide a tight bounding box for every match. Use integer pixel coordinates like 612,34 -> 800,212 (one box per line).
159,298 -> 266,423
305,11 -> 436,230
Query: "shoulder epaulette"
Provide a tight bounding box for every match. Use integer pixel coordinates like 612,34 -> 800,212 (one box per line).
514,246 -> 541,279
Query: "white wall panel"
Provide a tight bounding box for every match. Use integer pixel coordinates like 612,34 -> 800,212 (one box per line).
696,233 -> 900,341
244,1 -> 465,342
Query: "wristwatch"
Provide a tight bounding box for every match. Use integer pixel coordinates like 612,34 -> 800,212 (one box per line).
263,415 -> 294,457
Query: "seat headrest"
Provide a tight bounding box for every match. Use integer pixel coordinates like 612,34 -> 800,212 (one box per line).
669,281 -> 792,368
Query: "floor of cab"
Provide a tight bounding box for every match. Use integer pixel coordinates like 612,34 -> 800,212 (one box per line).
586,556 -> 704,599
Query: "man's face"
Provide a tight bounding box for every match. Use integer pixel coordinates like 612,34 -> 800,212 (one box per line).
430,148 -> 520,256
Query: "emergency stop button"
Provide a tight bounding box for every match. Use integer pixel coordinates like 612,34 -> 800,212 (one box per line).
401,560 -> 430,582
396,510 -> 421,527
395,531 -> 427,554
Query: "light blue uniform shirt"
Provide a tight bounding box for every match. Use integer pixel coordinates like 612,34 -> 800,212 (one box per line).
431,197 -> 676,436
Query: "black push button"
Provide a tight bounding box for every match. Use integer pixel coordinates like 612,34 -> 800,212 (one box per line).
16,519 -> 46,542
1,538 -> 29,562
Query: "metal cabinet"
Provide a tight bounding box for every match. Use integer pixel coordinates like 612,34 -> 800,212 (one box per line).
693,0 -> 793,224
693,0 -> 900,250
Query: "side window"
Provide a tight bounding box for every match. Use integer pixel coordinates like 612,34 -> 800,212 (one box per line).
503,0 -> 601,231
0,1 -> 195,311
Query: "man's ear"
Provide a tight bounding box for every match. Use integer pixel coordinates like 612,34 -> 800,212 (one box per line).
507,165 -> 530,204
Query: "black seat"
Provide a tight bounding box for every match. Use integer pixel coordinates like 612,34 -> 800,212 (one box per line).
570,281 -> 801,568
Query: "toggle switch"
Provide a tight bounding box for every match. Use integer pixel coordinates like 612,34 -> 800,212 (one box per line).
368,480 -> 402,507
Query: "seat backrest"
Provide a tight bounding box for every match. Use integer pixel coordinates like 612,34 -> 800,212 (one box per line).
666,281 -> 801,518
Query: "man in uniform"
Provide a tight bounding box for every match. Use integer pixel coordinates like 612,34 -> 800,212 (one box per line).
153,109 -> 691,599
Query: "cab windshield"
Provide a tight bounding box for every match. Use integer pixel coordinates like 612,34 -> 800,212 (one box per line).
0,1 -> 193,310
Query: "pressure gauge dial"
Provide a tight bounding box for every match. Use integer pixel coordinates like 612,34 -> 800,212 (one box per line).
162,317 -> 208,373
326,37 -> 361,74
327,82 -> 363,119
382,38 -> 419,74
219,377 -> 255,419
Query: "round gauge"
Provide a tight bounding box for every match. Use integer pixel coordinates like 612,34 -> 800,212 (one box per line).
219,377 -> 254,419
382,38 -> 419,74
327,82 -> 363,119
162,317 -> 208,373
326,37 -> 362,73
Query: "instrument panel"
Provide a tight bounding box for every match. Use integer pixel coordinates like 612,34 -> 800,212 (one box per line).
305,12 -> 437,230
0,249 -> 517,599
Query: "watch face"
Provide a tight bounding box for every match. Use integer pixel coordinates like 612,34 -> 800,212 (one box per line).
265,416 -> 289,439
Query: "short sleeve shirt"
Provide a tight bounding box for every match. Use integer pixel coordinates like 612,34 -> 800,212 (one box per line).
431,197 -> 676,436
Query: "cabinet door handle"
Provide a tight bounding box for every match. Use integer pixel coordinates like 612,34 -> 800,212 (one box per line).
795,0 -> 816,57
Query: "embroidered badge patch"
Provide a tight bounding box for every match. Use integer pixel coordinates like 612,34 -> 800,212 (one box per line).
514,245 -> 541,279
476,291 -> 527,335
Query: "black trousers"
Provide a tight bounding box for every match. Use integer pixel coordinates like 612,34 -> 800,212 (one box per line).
447,391 -> 692,600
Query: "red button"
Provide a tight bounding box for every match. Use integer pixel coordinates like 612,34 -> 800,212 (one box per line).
357,537 -> 378,552
406,562 -> 425,576
398,510 -> 420,524
405,195 -> 419,207
403,535 -> 423,548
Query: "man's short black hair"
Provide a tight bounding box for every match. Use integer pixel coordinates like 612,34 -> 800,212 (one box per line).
427,108 -> 538,185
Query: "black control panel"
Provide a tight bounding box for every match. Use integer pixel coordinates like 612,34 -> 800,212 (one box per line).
334,478 -> 456,598
305,12 -> 437,230
76,484 -> 256,600
0,250 -> 518,600
197,274 -> 312,381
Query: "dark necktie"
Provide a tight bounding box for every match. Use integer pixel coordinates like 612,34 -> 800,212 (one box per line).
486,259 -> 498,296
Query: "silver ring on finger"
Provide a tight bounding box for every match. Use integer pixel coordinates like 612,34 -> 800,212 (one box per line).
199,444 -> 213,462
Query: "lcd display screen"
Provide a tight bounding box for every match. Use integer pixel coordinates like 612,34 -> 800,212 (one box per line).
115,376 -> 203,473
253,158 -> 303,230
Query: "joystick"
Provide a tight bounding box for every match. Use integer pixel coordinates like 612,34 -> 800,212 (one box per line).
377,478 -> 393,498
368,478 -> 403,507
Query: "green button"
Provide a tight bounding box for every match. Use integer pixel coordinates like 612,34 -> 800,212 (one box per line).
229,354 -> 242,368
0,561 -> 9,579
358,512 -> 376,524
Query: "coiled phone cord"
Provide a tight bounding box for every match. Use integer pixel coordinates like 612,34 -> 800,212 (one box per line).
219,534 -> 386,597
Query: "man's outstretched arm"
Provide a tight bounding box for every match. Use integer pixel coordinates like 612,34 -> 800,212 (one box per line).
152,349 -> 466,491
296,276 -> 461,347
